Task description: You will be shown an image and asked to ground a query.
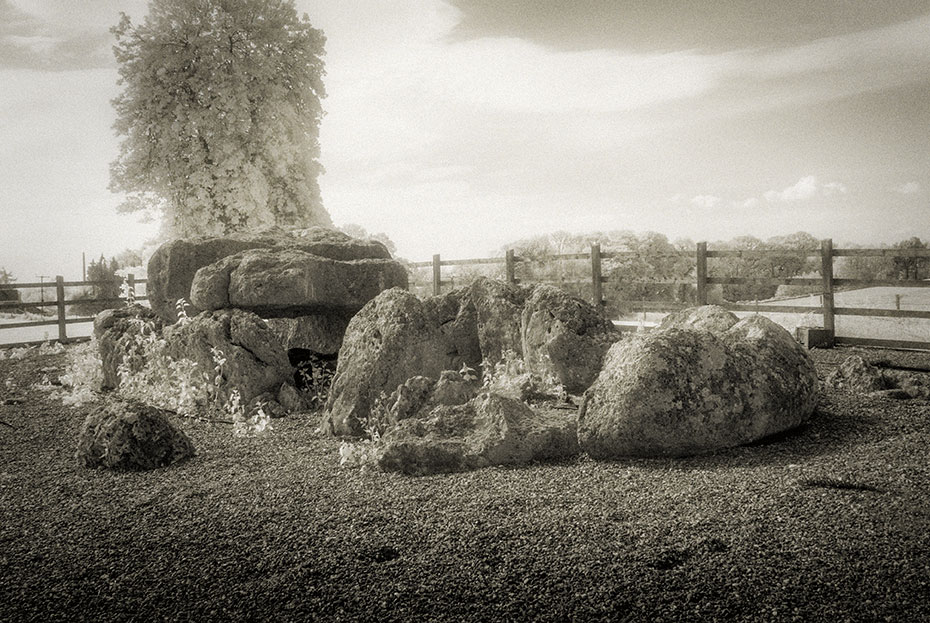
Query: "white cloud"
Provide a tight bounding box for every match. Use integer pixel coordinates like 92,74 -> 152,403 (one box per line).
691,194 -> 722,209
764,176 -> 847,203
735,197 -> 760,209
893,181 -> 922,194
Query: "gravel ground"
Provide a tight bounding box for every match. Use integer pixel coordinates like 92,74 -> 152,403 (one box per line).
1,345 -> 929,622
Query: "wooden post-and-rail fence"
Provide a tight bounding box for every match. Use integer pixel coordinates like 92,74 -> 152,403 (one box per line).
4,241 -> 930,351
413,240 -> 930,351
0,276 -> 146,349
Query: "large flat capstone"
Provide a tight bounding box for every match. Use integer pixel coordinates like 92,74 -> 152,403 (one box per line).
146,227 -> 397,323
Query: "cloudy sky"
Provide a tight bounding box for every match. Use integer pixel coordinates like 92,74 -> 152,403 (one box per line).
1,0 -> 928,280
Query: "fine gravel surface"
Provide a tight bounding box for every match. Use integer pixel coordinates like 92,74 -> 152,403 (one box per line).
1,345 -> 929,622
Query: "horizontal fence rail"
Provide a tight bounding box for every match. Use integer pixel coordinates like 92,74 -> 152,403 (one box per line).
410,240 -> 930,351
0,275 -> 146,348
5,242 -> 929,351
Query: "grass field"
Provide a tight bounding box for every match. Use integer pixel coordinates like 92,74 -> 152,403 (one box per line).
618,286 -> 930,343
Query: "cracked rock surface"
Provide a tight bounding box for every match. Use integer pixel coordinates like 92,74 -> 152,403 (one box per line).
162,309 -> 293,406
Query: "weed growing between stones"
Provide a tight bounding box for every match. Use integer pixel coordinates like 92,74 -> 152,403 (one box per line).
59,300 -> 272,437
295,353 -> 335,411
338,393 -> 387,470
481,349 -> 567,403
114,317 -> 212,417
119,277 -> 136,306
59,342 -> 104,406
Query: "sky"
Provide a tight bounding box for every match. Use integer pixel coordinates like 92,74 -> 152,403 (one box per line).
1,0 -> 928,281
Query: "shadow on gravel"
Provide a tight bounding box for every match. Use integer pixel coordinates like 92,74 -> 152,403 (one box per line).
578,392 -> 889,473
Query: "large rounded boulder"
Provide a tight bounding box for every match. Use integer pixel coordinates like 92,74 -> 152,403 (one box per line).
578,308 -> 818,458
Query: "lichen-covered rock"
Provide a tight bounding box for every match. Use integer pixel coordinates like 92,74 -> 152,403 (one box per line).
190,248 -> 408,317
376,393 -> 580,476
277,383 -> 310,413
578,307 -> 818,458
322,290 -> 458,436
374,372 -> 481,433
76,399 -> 195,470
724,315 -> 819,434
322,278 -> 616,436
146,227 -> 393,323
657,305 -> 738,333
147,237 -> 268,324
823,356 -> 930,399
162,309 -> 293,406
823,356 -> 886,393
93,305 -> 164,390
521,285 -> 620,393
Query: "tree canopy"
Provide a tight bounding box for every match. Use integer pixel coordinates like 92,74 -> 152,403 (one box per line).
110,0 -> 331,238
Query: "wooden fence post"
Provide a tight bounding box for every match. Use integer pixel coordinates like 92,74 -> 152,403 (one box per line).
591,243 -> 603,311
55,275 -> 67,344
432,254 -> 441,296
696,241 -> 708,305
505,249 -> 517,285
820,239 -> 835,346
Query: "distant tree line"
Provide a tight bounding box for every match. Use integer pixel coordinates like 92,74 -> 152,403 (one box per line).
496,231 -> 927,316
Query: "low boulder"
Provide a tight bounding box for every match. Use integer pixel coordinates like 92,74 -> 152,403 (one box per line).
578,308 -> 818,458
93,305 -> 164,390
824,355 -> 929,399
823,355 -> 886,394
376,393 -> 580,476
162,309 -> 293,406
373,371 -> 481,433
76,399 -> 195,470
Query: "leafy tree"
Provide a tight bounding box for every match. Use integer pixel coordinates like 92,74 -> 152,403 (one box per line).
500,231 -> 694,314
115,248 -> 145,269
602,231 -> 694,315
0,267 -> 20,305
891,237 -> 928,280
337,224 -> 398,256
73,257 -> 123,316
836,243 -> 894,282
110,0 -> 331,238
711,232 -> 819,302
